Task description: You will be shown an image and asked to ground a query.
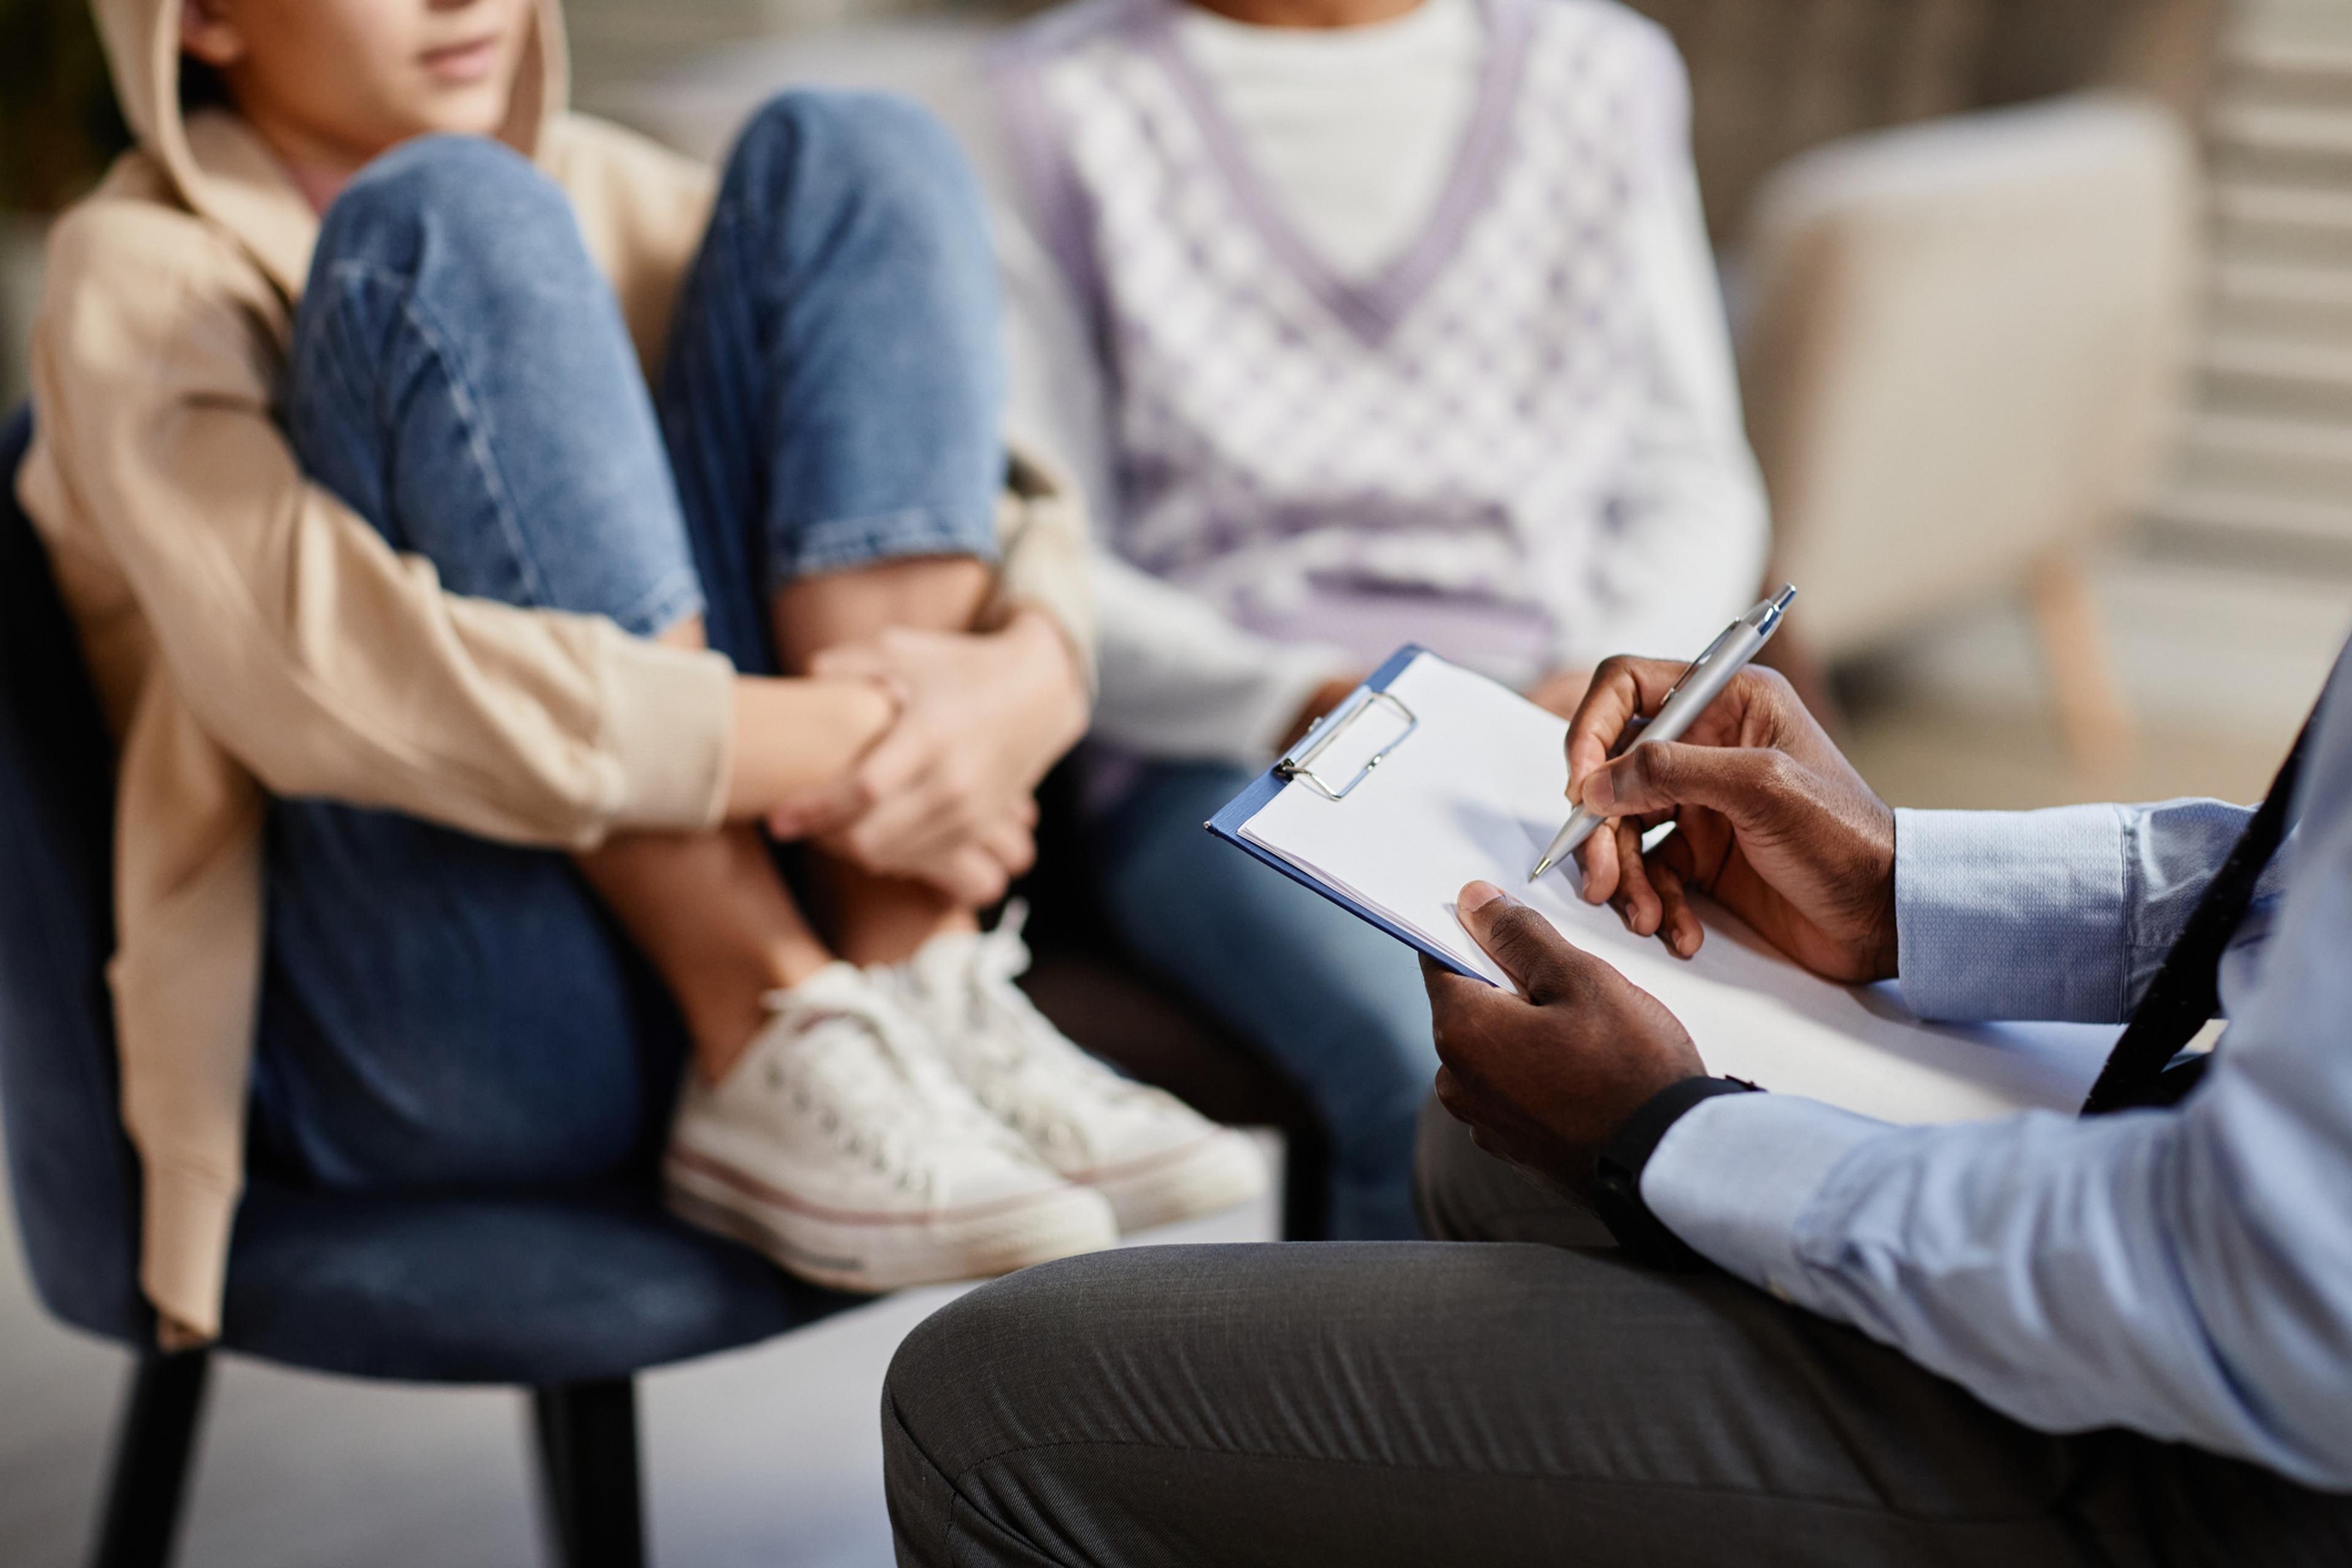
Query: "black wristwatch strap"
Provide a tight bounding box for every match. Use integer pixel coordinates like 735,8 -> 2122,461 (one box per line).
1590,1076 -> 1763,1268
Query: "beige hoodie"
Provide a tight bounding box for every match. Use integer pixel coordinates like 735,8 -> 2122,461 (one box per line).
17,0 -> 1094,1344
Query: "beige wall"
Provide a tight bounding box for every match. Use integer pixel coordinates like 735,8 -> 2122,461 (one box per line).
562,0 -> 992,118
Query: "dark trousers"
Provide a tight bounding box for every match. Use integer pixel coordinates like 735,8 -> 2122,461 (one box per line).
882,1099 -> 2352,1566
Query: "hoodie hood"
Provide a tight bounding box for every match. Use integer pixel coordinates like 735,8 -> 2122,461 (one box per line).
88,0 -> 570,294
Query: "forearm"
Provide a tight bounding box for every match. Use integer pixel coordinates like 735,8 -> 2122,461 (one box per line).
723,676 -> 897,821
1895,799 -> 2260,1023
1642,1087 -> 2350,1487
1638,775 -> 2352,1488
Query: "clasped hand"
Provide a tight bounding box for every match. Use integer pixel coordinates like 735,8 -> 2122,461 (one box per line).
1424,657 -> 1901,1196
767,609 -> 1088,907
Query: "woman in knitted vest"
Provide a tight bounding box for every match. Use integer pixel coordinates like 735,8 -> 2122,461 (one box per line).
984,0 -> 1769,1238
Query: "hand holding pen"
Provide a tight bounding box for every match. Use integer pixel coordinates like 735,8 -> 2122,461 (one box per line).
1531,587 -> 1796,882
1554,632 -> 1901,981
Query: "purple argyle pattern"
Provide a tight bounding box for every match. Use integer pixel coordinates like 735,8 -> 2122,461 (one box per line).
997,0 -> 1686,679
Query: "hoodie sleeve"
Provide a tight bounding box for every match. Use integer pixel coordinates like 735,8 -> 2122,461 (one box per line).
29,201 -> 736,848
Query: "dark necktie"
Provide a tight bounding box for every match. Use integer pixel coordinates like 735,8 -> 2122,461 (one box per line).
2079,720 -> 2313,1115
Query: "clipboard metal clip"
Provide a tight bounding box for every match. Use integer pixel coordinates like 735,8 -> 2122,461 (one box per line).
1275,687 -> 1419,801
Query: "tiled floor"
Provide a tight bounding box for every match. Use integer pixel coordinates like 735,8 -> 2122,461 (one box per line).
3,550 -> 2346,1567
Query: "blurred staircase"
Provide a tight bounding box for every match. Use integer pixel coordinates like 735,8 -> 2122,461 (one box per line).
2149,1 -> 2352,555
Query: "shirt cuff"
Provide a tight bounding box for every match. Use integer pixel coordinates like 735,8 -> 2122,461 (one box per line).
1641,1092 -> 1889,1302
1894,805 -> 2132,1023
993,450 -> 1099,692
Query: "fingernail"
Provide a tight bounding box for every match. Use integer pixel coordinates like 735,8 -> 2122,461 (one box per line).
1460,880 -> 1508,914
1586,769 -> 1618,813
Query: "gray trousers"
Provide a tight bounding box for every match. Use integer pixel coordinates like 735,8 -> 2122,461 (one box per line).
883,1100 -> 2352,1566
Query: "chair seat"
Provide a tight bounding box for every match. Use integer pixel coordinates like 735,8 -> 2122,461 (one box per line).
221,1177 -> 863,1385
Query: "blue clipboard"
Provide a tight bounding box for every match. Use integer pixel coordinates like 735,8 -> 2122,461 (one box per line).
1204,644 -> 1491,984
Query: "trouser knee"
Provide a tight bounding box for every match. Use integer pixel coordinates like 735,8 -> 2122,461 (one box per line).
315,133 -> 584,289
289,134 -> 692,630
722,88 -> 993,279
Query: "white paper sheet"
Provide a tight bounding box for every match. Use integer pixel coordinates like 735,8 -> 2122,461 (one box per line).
1241,652 -> 2119,1123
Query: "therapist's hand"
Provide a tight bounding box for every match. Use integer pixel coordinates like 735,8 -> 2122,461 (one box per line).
1524,668 -> 1594,721
1424,881 -> 1705,1199
1566,655 -> 1898,982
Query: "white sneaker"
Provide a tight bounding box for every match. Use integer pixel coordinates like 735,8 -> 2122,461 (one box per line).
665,962 -> 1117,1292
884,903 -> 1268,1234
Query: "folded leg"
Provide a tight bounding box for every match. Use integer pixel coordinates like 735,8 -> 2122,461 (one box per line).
885,1104 -> 2352,1565
258,133 -> 826,1184
660,89 -> 1011,964
882,1240 -> 2129,1568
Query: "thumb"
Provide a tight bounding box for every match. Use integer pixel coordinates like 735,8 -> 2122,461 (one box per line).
1583,741 -> 1794,824
1456,881 -> 1588,1005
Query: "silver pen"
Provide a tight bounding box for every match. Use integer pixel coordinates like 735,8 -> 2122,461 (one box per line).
1529,584 -> 1796,882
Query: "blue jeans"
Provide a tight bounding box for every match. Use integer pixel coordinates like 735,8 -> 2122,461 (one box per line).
250,93 -> 1005,1191
1091,763 -> 1438,1238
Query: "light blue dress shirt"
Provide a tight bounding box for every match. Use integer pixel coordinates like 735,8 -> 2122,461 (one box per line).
1643,641 -> 2352,1490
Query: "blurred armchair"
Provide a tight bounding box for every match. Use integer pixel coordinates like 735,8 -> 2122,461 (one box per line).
1627,0 -> 2219,758
1733,95 -> 2197,761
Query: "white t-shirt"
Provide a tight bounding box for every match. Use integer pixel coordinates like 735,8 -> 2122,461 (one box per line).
1170,0 -> 1482,277
961,0 -> 1768,762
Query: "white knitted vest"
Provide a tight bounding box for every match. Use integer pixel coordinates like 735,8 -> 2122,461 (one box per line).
995,0 -> 1686,682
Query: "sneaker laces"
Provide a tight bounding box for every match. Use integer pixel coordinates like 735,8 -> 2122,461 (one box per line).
760,981 -> 1025,1189
940,905 -> 1150,1145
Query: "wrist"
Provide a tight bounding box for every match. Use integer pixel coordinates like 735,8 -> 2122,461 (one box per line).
1869,811 -> 1901,981
724,675 -> 895,818
1000,606 -> 1090,743
1003,605 -> 1090,703
1591,1075 -> 1763,1268
1873,888 -> 1900,982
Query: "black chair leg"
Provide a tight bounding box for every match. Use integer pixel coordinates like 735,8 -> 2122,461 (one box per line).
531,1378 -> 645,1568
89,1348 -> 211,1568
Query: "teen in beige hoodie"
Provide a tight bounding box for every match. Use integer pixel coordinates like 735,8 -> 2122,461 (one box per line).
20,0 -> 1258,1346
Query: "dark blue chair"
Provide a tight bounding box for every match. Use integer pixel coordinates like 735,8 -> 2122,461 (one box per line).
0,405 -> 863,1568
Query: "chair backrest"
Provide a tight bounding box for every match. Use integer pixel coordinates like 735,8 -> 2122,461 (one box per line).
1732,96 -> 2197,656
0,407 -> 148,1343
